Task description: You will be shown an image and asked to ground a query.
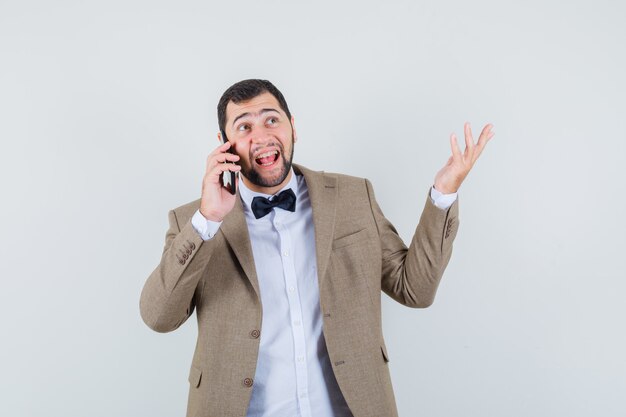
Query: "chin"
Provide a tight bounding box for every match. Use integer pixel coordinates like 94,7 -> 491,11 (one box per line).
244,158 -> 292,189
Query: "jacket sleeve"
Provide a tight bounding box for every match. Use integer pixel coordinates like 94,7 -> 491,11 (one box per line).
365,179 -> 459,308
139,209 -> 209,333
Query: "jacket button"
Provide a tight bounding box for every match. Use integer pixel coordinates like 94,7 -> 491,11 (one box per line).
178,259 -> 185,265
185,248 -> 192,255
182,253 -> 189,260
243,378 -> 254,387
190,243 -> 196,250
250,329 -> 260,339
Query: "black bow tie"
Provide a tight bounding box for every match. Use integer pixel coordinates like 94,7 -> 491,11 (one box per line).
251,188 -> 297,219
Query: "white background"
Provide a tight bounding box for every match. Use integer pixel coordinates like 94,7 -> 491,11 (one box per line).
1,0 -> 625,416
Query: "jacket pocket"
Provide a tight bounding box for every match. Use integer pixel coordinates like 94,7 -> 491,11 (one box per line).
332,228 -> 369,249
188,365 -> 202,388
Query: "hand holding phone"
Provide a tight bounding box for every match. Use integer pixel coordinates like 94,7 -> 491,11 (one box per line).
198,136 -> 241,222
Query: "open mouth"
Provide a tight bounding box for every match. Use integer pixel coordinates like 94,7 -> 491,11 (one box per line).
254,150 -> 280,168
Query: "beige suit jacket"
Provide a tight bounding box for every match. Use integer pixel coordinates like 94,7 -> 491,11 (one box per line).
140,164 -> 459,417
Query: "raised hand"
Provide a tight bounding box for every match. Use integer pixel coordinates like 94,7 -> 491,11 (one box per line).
433,122 -> 494,194
199,141 -> 241,222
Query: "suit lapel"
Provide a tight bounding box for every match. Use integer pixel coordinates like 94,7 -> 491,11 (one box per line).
219,193 -> 261,299
295,164 -> 337,283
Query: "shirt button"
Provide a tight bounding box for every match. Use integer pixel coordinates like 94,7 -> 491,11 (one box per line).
243,378 -> 254,387
289,286 -> 295,292
297,356 -> 304,362
283,251 -> 289,257
293,320 -> 301,326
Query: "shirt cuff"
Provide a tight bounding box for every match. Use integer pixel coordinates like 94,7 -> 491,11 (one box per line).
430,186 -> 458,210
191,209 -> 223,241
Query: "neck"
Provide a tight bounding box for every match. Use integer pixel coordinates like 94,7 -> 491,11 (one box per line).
241,170 -> 293,196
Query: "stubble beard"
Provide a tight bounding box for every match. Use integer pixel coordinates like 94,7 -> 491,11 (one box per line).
241,135 -> 295,189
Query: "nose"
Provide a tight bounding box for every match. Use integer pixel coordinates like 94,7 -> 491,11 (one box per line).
249,125 -> 274,144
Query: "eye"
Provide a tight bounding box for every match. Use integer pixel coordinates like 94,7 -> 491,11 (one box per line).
237,123 -> 250,132
266,117 -> 279,126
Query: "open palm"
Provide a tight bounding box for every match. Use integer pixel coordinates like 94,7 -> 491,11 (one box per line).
434,122 -> 494,194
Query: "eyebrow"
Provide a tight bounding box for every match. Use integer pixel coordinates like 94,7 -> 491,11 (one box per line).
231,108 -> 280,127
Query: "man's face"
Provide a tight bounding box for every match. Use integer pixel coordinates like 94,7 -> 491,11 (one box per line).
222,92 -> 296,192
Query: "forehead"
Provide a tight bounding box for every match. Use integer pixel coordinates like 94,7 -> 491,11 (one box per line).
225,92 -> 284,124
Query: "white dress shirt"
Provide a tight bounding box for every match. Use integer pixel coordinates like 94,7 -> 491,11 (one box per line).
191,170 -> 457,416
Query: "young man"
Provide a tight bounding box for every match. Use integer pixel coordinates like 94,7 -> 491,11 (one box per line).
140,79 -> 494,417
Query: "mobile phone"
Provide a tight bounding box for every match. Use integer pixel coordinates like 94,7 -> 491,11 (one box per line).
220,130 -> 237,195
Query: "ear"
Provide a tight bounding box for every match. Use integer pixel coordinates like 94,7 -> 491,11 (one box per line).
217,131 -> 223,143
291,116 -> 297,143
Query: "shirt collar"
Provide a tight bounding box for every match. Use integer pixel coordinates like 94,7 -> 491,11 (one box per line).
238,168 -> 299,216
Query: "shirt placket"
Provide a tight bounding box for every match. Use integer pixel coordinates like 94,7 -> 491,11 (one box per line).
273,211 -> 312,417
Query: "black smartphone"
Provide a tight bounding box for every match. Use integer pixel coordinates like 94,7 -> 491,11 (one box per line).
220,130 -> 237,195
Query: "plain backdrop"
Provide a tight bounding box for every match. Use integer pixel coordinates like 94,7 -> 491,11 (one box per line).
1,0 -> 625,416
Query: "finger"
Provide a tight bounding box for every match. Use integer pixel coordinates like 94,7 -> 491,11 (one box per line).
476,124 -> 493,147
474,124 -> 495,161
464,122 -> 475,160
206,164 -> 242,188
450,133 -> 462,162
205,155 -> 239,172
208,140 -> 233,158
206,152 -> 240,170
206,142 -> 231,169
211,151 -> 240,164
206,163 -> 242,183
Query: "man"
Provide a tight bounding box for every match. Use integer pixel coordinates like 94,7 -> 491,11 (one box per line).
140,79 -> 494,417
